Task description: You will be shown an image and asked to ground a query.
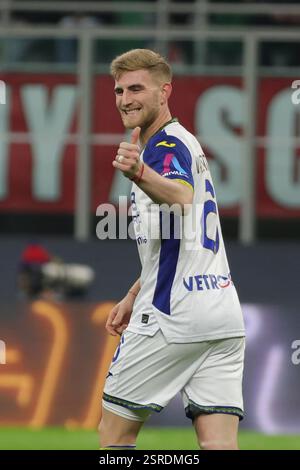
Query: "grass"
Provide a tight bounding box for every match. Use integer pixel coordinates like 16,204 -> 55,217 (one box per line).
0,427 -> 300,450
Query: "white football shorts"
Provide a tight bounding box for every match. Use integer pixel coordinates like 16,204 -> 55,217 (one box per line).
102,329 -> 245,422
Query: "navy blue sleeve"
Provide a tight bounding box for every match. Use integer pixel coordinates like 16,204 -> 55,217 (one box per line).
143,134 -> 194,189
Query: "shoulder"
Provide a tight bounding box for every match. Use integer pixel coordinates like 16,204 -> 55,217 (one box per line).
165,122 -> 199,148
147,122 -> 196,156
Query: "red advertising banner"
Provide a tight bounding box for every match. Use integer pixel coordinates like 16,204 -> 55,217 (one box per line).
0,73 -> 299,217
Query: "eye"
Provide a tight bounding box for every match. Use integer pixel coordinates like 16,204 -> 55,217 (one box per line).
115,88 -> 123,96
130,85 -> 143,93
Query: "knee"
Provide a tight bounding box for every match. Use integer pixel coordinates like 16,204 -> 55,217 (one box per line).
199,438 -> 239,450
98,417 -> 137,449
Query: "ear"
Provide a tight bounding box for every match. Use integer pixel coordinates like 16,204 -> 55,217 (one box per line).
161,83 -> 172,105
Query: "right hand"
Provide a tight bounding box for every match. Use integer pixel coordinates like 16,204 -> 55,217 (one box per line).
112,127 -> 142,180
105,292 -> 136,336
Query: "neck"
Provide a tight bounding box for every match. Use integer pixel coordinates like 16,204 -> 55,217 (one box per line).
139,107 -> 172,147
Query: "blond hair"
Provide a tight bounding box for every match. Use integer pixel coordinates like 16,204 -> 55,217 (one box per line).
110,49 -> 172,83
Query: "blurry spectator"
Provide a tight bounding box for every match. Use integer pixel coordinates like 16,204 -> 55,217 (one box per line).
21,243 -> 52,265
96,0 -> 155,62
209,0 -> 300,66
18,242 -> 95,300
169,0 -> 195,27
168,0 -> 195,65
256,0 -> 300,67
55,12 -> 100,63
168,42 -> 186,64
166,41 -> 193,69
208,0 -> 251,66
18,243 -> 52,298
1,18 -> 36,64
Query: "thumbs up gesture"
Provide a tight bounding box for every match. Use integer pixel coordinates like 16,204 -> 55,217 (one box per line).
113,127 -> 144,182
130,126 -> 141,146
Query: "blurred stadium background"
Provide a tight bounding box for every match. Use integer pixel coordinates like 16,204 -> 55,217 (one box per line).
0,0 -> 300,450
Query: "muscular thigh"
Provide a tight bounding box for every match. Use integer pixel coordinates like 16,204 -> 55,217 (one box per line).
182,337 -> 245,422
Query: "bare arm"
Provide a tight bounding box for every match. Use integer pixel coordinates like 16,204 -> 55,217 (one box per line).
128,278 -> 141,296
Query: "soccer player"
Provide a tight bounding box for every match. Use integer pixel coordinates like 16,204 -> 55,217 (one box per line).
99,49 -> 245,450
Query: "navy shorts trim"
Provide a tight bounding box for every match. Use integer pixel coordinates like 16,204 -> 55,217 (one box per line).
103,392 -> 163,413
185,399 -> 244,421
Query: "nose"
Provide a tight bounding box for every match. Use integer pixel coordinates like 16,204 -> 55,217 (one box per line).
121,89 -> 133,107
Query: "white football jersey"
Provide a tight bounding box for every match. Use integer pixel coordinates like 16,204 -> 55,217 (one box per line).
127,119 -> 245,343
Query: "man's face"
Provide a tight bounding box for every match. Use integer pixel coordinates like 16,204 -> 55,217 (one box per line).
114,69 -> 163,130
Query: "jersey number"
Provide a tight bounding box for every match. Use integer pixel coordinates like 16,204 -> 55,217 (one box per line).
201,179 -> 220,254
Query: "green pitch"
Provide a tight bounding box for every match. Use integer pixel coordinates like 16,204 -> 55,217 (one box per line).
0,427 -> 300,450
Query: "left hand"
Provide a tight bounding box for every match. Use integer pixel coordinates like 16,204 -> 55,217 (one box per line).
105,292 -> 135,336
112,127 -> 143,179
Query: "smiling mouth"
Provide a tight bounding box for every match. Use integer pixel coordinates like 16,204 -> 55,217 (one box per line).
122,108 -> 141,115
